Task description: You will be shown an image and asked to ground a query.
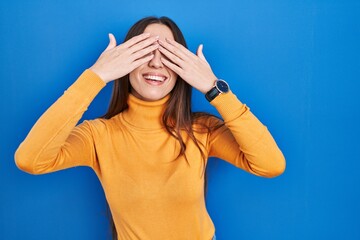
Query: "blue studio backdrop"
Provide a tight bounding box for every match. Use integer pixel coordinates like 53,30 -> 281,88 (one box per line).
1,0 -> 359,239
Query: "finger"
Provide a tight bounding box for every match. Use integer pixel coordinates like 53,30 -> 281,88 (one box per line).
158,39 -> 188,61
196,44 -> 208,62
164,38 -> 189,53
105,33 -> 117,51
129,35 -> 159,53
121,32 -> 151,49
131,43 -> 159,61
132,54 -> 154,69
158,45 -> 183,66
160,57 -> 183,75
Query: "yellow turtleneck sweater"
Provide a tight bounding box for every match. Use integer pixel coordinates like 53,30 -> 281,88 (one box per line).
15,69 -> 285,240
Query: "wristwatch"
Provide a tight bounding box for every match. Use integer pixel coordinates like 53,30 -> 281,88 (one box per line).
205,79 -> 230,102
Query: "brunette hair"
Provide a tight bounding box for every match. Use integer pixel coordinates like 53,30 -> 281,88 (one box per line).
103,16 -> 223,240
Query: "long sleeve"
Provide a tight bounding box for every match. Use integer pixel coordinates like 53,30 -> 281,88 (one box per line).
208,92 -> 286,177
15,70 -> 106,175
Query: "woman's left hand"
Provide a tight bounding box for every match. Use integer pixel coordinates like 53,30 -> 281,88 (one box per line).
158,38 -> 217,94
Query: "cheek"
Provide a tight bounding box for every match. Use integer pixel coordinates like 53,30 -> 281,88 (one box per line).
129,72 -> 135,81
169,70 -> 178,82
129,69 -> 141,86
168,72 -> 177,88
168,77 -> 178,92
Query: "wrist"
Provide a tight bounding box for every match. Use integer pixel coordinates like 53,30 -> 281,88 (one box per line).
205,79 -> 230,102
200,75 -> 218,94
88,67 -> 108,84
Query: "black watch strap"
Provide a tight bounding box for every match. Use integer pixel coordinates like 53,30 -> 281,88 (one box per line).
205,87 -> 220,102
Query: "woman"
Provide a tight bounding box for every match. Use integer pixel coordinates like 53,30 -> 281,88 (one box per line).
15,16 -> 285,240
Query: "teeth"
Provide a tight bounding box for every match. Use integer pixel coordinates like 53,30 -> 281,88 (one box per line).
143,75 -> 166,82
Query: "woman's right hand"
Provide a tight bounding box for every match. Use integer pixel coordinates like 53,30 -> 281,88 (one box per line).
89,33 -> 159,83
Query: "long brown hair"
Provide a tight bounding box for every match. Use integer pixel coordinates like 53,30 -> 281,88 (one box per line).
103,16 -> 223,240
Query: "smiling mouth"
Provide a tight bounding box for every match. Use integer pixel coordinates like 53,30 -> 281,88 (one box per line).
143,74 -> 168,84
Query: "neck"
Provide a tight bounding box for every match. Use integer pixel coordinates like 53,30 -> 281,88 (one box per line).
121,94 -> 170,130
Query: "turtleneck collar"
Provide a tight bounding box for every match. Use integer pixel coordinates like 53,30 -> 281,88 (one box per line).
120,94 -> 170,130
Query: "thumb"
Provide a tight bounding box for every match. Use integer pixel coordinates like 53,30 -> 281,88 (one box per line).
105,33 -> 117,51
197,44 -> 208,62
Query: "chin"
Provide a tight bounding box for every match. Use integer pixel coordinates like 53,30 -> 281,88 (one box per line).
132,90 -> 170,101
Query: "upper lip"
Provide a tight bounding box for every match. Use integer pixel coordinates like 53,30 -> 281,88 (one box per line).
142,72 -> 168,82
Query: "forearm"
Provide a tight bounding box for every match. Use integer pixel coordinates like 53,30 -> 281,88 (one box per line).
15,70 -> 105,174
210,92 -> 285,177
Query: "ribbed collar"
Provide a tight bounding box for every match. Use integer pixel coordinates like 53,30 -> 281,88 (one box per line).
121,94 -> 169,130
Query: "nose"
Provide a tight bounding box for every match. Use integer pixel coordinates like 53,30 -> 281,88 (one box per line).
148,49 -> 163,69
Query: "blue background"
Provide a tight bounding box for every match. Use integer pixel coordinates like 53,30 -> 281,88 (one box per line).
1,0 -> 359,239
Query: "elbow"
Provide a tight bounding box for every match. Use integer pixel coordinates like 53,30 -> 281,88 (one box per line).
266,151 -> 286,178
14,147 -> 38,175
251,150 -> 286,178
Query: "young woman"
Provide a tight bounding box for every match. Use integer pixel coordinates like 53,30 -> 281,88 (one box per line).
15,16 -> 285,240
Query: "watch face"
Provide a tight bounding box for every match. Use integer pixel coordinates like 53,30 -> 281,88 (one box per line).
216,80 -> 229,93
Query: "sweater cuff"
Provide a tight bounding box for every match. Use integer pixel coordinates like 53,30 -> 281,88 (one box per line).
210,91 -> 247,121
64,69 -> 106,104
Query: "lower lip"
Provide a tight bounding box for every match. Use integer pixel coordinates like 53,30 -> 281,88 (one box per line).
144,77 -> 167,86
